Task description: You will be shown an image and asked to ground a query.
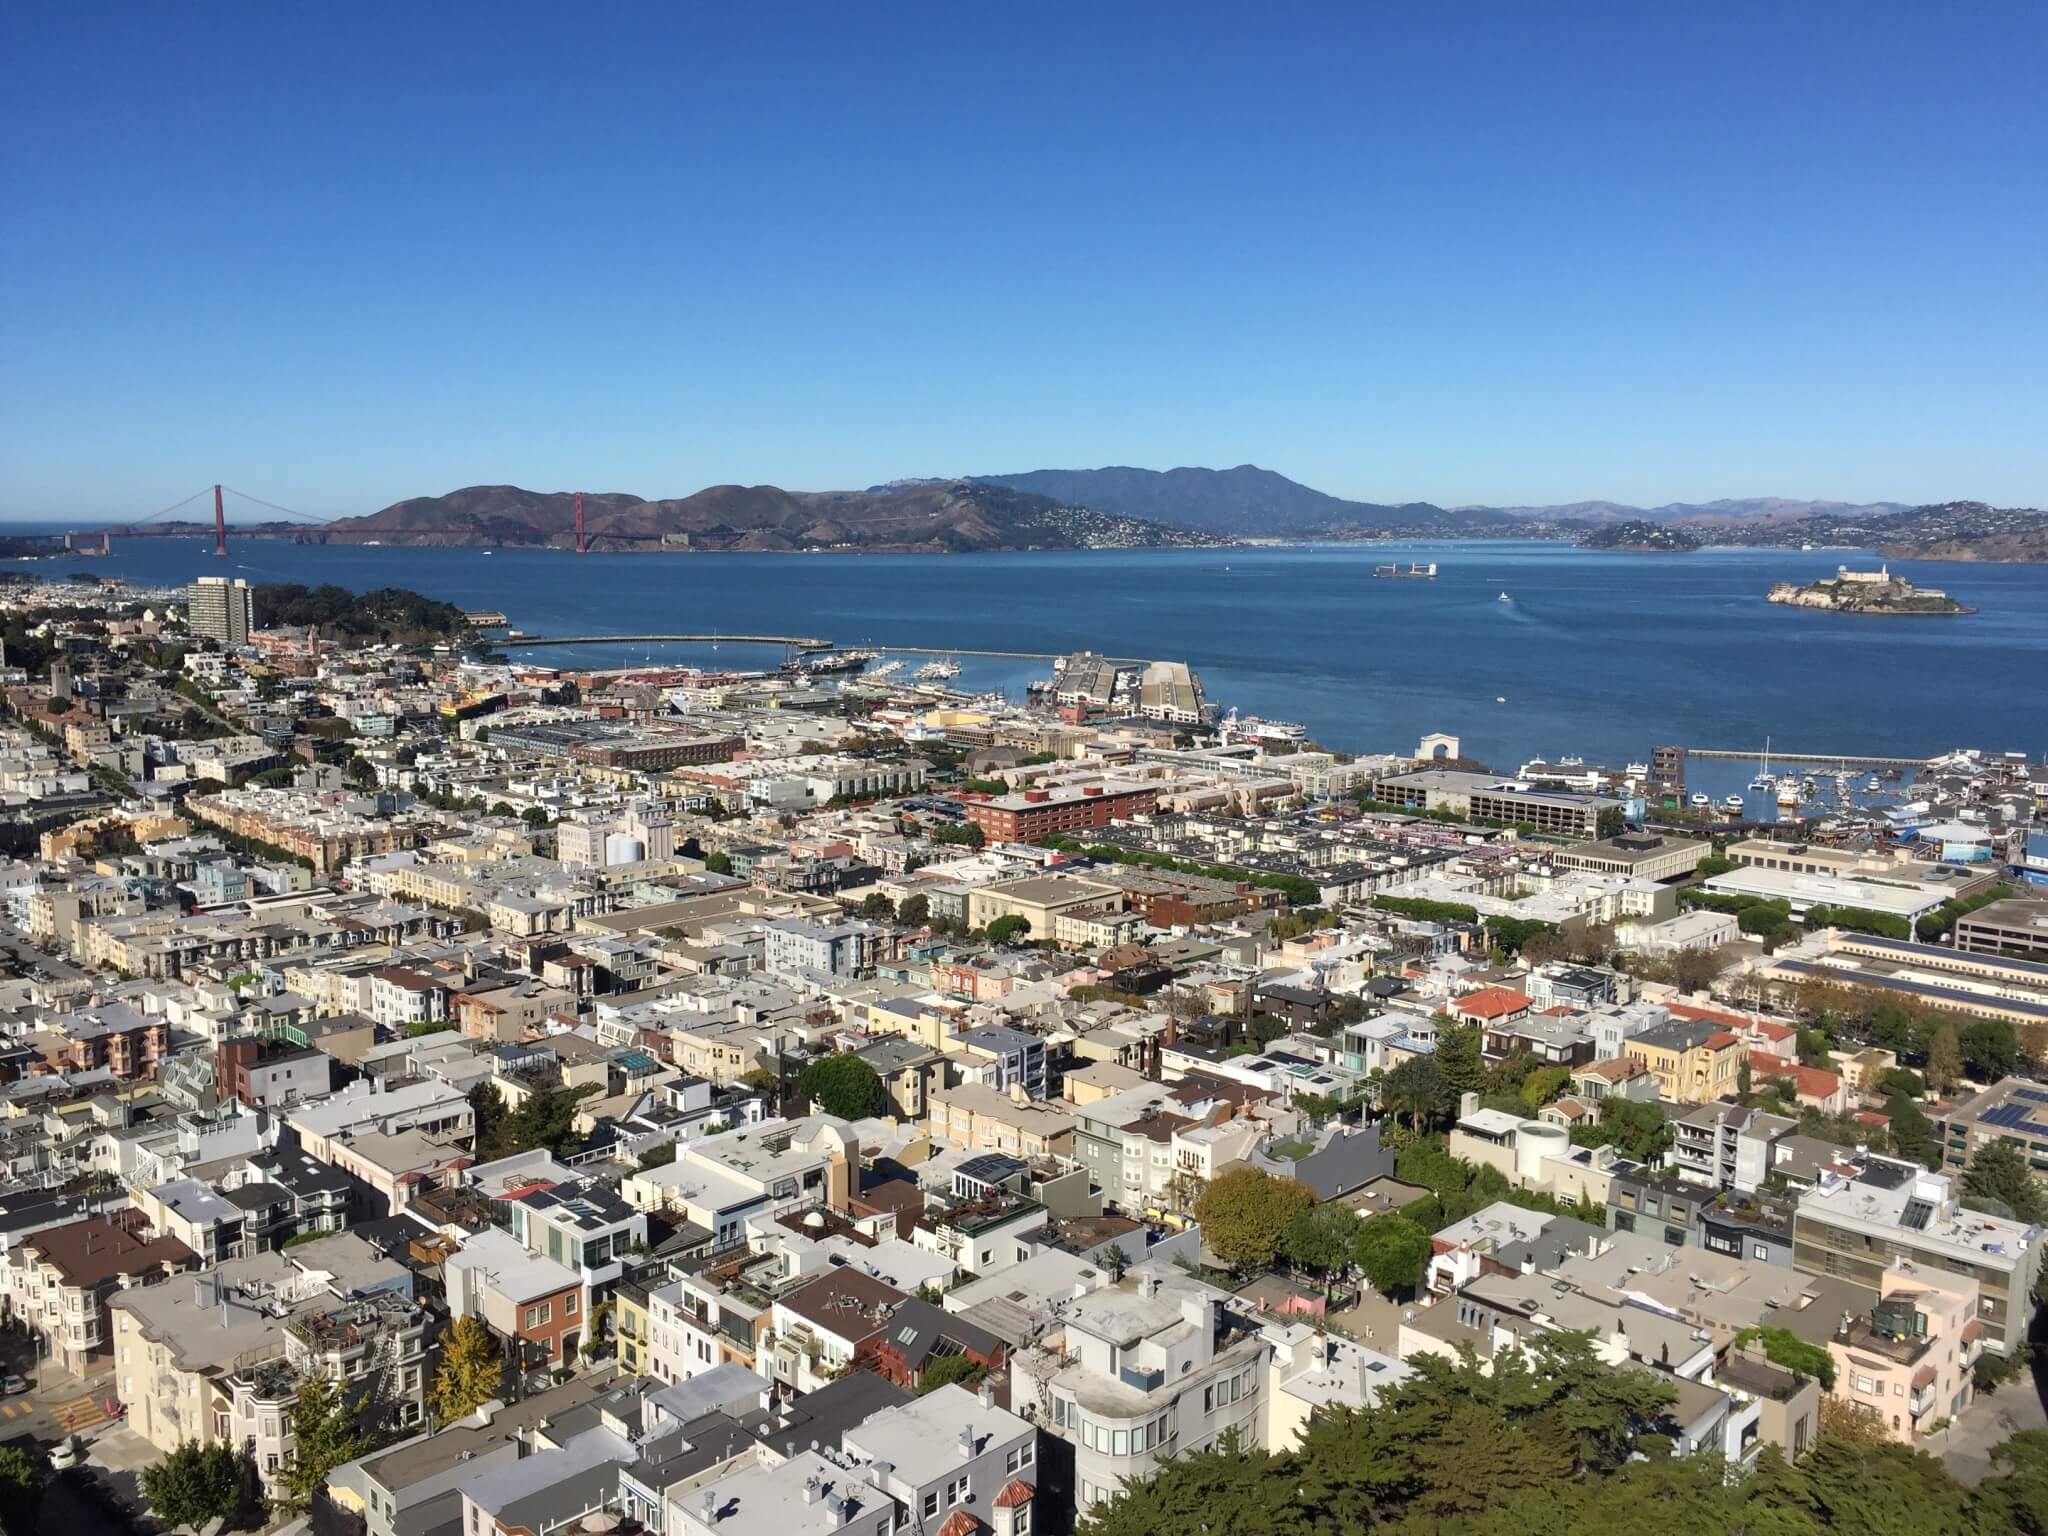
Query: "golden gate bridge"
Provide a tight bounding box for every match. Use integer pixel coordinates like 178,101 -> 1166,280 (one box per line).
71,487 -> 606,557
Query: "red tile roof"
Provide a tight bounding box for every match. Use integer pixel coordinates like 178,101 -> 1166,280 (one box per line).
937,1512 -> 982,1536
993,1481 -> 1035,1510
1454,986 -> 1532,1021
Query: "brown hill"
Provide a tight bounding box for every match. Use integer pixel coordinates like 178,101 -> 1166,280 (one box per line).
313,479 -> 1208,553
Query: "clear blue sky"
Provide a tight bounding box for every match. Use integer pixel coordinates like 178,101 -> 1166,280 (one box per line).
4,3 -> 2043,520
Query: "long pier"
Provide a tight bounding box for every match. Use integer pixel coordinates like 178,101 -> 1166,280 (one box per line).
501,634 -> 1152,664
1684,747 -> 1929,768
502,633 -> 829,649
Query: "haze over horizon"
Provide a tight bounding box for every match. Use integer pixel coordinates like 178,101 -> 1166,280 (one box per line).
4,4 -> 2043,520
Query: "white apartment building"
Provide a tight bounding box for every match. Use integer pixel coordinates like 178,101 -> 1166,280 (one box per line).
1012,1267 -> 1272,1512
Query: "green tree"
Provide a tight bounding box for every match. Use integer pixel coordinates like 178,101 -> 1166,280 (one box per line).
703,849 -> 733,875
430,1314 -> 507,1426
797,1054 -> 888,1119
469,1081 -> 511,1160
985,913 -> 1030,946
1975,1428 -> 2048,1536
0,1444 -> 43,1535
1519,1064 -> 1571,1110
917,1353 -> 986,1395
1963,1137 -> 2048,1225
1570,1096 -> 1671,1162
898,893 -> 930,927
1880,1065 -> 1927,1099
479,1080 -> 600,1161
142,1440 -> 247,1530
1380,1054 -> 1452,1132
1926,1023 -> 1964,1094
1352,1212 -> 1431,1296
1885,1091 -> 1938,1169
639,1139 -> 678,1168
1433,1021 -> 1487,1098
1281,1202 -> 1361,1281
275,1372 -> 372,1514
858,891 -> 896,920
1194,1167 -> 1314,1272
1962,1018 -> 2019,1082
1596,804 -> 1628,837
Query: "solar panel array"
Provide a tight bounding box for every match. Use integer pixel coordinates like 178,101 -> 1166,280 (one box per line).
1979,1103 -> 2043,1131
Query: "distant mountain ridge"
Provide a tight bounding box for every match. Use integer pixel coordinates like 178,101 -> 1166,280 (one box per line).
309,468 -> 2046,563
972,464 -> 1489,536
311,480 -> 1217,553
1479,496 -> 1911,524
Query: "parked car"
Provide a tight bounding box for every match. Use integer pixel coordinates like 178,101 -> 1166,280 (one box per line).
47,1436 -> 81,1470
0,1375 -> 27,1395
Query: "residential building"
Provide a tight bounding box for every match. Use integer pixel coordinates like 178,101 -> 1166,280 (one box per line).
843,1383 -> 1038,1536
1826,1260 -> 1981,1443
188,575 -> 255,648
15,1212 -> 196,1374
959,783 -> 1157,844
1794,1161 -> 2042,1355
1013,1267 -> 1273,1513
1624,1016 -> 1743,1105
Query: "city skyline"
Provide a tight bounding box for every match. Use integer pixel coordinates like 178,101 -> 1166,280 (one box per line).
4,5 -> 2044,518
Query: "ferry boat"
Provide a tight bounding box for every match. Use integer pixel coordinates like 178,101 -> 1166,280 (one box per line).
785,649 -> 875,677
1689,792 -> 1712,808
1220,708 -> 1307,743
1723,794 -> 1745,811
1625,761 -> 1649,779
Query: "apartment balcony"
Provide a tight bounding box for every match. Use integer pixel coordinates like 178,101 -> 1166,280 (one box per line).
1910,1386 -> 1937,1419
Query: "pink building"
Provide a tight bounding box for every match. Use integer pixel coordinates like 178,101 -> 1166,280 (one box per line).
1826,1259 -> 1982,1443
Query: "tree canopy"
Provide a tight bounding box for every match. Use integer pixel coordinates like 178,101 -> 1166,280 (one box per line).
430,1314 -> 507,1425
1962,1137 -> 2048,1226
1077,1330 -> 2036,1536
1352,1211 -> 1431,1296
142,1440 -> 249,1530
1194,1167 -> 1315,1271
797,1053 -> 889,1119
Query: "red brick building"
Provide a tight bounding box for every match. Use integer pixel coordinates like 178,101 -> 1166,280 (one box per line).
959,782 -> 1156,844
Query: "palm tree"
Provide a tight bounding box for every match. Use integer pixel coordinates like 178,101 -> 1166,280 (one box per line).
1382,1057 -> 1449,1134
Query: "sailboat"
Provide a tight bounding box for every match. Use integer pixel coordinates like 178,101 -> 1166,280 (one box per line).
1748,738 -> 1775,793
1497,591 -> 1511,603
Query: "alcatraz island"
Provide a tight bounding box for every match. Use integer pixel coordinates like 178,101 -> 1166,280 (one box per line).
1767,564 -> 1973,615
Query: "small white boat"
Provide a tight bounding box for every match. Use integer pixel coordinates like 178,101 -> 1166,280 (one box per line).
1497,592 -> 1511,602
1495,696 -> 1506,704
1723,794 -> 1745,811
1690,792 -> 1711,808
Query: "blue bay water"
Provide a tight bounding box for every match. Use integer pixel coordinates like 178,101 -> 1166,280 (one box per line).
43,536 -> 2048,772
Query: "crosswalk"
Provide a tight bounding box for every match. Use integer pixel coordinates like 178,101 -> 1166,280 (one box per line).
0,1400 -> 29,1420
49,1394 -> 111,1434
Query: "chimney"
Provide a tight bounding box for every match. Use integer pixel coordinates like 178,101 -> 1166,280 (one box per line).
802,1477 -> 821,1506
959,1422 -> 974,1458
703,1491 -> 719,1525
978,1378 -> 995,1410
